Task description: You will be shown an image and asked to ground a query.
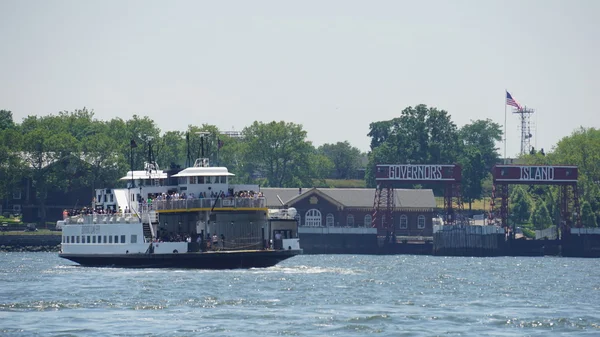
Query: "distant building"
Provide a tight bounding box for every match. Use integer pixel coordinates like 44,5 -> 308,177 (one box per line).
1,153 -> 98,223
260,187 -> 436,236
221,130 -> 243,139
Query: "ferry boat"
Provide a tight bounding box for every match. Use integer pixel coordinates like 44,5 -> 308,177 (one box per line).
58,153 -> 302,269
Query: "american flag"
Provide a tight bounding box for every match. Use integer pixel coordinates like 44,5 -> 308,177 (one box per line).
506,91 -> 522,110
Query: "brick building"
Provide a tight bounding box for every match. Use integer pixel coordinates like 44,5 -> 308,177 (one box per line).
260,188 -> 436,237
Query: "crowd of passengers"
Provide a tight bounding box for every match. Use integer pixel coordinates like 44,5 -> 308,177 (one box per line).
63,206 -> 133,219
145,190 -> 265,203
63,191 -> 265,219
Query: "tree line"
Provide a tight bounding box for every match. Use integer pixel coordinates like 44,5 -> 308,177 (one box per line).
0,106 -> 598,227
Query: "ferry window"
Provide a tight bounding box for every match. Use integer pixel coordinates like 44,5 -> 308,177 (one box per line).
326,213 -> 334,227
418,215 -> 426,229
400,215 -> 408,229
76,236 -> 80,243
189,176 -> 197,184
364,214 -> 372,227
109,236 -> 113,243
87,236 -> 91,244
121,235 -> 126,243
92,236 -> 96,243
110,194 -> 114,202
199,176 -> 204,184
131,235 -> 137,243
114,235 -> 119,243
103,235 -> 107,243
97,235 -> 101,243
71,235 -> 75,243
104,195 -> 107,203
346,214 -> 355,227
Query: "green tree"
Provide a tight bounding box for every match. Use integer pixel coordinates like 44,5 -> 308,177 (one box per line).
367,120 -> 393,150
156,131 -> 185,169
125,115 -> 161,171
510,186 -> 532,223
459,119 -> 502,170
318,141 -> 361,179
459,147 -> 487,211
218,136 -> 252,183
367,104 -> 460,164
551,127 -> 600,228
366,104 -> 460,186
530,198 -> 552,230
308,151 -> 334,186
57,108 -> 99,141
81,132 -> 125,192
581,201 -> 597,227
456,119 -> 503,210
0,110 -> 15,130
20,116 -> 80,224
242,121 -> 313,187
365,142 -> 397,188
0,128 -> 24,200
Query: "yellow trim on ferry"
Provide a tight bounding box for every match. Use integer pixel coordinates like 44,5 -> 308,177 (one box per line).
156,207 -> 268,213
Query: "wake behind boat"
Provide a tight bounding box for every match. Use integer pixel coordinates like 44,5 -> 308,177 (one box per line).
58,141 -> 302,269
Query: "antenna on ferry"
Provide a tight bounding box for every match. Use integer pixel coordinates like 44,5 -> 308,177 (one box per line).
185,132 -> 191,167
195,131 -> 210,167
147,138 -> 152,168
145,136 -> 158,174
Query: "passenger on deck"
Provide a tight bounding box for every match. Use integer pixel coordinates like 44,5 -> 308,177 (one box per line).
212,234 -> 218,250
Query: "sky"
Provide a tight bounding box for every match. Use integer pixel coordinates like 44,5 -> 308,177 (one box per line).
0,0 -> 598,156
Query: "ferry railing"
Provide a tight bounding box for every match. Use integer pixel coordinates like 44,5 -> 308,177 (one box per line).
65,214 -> 141,225
150,197 -> 266,211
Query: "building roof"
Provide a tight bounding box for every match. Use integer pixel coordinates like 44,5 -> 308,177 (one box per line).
260,188 -> 310,207
260,187 -> 435,209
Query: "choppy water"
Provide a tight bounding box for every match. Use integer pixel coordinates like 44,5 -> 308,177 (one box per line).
1,253 -> 599,336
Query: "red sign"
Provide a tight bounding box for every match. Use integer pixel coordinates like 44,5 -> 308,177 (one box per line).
492,165 -> 578,184
375,164 -> 461,183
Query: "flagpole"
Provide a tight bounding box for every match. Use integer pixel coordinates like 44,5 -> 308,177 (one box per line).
504,90 -> 507,164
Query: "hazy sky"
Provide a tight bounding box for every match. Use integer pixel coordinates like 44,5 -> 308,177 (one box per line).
1,0 -> 598,156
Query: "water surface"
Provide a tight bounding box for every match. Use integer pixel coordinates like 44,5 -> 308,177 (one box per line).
1,253 -> 599,336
